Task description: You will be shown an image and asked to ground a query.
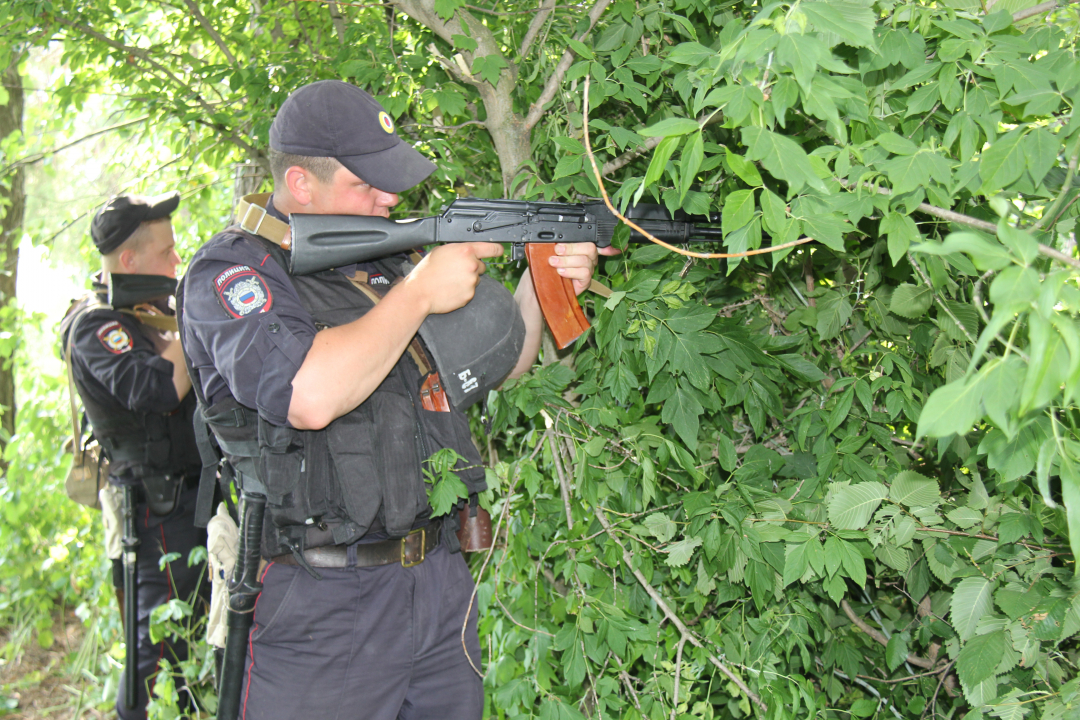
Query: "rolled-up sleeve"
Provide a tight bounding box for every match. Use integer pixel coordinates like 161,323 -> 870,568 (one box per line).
182,235 -> 316,426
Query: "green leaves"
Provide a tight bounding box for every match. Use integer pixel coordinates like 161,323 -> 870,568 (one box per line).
639,117 -> 700,137
722,188 -> 756,236
980,128 -> 1027,195
917,378 -> 982,439
801,1 -> 878,50
957,630 -> 1007,687
828,482 -> 888,530
471,54 -> 508,87
889,283 -> 933,319
742,126 -> 827,194
951,577 -> 995,641
889,471 -> 941,507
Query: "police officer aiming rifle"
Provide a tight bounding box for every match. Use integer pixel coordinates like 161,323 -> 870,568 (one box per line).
179,80 -> 612,720
61,193 -> 208,720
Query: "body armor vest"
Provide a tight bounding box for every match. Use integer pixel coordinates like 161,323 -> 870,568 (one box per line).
193,233 -> 487,559
63,297 -> 200,513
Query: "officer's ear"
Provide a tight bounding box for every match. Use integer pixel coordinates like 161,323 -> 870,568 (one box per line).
117,247 -> 139,273
284,166 -> 314,207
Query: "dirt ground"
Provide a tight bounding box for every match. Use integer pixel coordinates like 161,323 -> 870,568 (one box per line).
0,611 -> 108,720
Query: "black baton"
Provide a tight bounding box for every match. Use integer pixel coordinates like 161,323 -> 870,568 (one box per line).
216,491 -> 265,720
121,484 -> 140,710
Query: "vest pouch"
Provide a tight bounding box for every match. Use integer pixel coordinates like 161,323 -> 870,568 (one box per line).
256,419 -> 343,537
141,473 -> 183,516
204,398 -> 260,459
327,390 -> 422,539
256,420 -> 310,528
418,407 -> 487,495
144,438 -> 171,470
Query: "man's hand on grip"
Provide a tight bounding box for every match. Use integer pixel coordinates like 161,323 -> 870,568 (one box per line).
409,242 -> 504,315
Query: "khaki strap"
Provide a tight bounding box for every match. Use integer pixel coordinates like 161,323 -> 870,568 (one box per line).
588,278 -> 613,298
344,271 -> 432,376
65,321 -> 82,447
234,193 -> 290,246
119,308 -> 179,333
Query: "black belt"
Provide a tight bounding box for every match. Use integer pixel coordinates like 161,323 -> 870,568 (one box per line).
274,521 -> 441,569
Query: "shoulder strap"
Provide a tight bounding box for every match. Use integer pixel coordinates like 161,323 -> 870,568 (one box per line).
176,274 -> 230,527
118,307 -> 179,333
234,193 -> 290,246
63,298 -> 109,450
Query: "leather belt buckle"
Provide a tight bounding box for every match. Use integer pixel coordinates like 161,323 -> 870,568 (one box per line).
401,527 -> 426,568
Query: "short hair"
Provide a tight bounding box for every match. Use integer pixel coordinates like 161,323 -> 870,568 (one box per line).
101,217 -> 169,271
268,148 -> 343,187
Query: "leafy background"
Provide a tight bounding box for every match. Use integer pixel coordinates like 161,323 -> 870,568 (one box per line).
1,1 -> 1080,719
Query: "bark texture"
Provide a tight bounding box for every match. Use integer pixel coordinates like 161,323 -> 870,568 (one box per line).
0,56 -> 24,466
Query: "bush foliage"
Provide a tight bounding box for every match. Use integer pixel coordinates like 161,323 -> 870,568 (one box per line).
2,1 -> 1080,719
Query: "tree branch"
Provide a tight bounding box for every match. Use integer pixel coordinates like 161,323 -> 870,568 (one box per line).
595,508 -> 768,713
840,599 -> 938,670
51,16 -> 266,165
852,182 -> 1080,270
1013,0 -> 1080,22
327,0 -> 348,43
524,0 -> 612,132
0,115 -> 149,178
182,0 -> 238,65
519,0 -> 556,60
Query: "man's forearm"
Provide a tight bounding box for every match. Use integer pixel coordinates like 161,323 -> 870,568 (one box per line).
509,271 -> 543,379
161,338 -> 193,400
287,281 -> 430,430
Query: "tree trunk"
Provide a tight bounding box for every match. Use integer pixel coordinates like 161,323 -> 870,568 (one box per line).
228,161 -> 267,223
394,0 -> 535,197
0,55 -> 25,469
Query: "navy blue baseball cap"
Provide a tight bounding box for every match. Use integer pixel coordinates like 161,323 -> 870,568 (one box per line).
269,80 -> 436,194
91,192 -> 180,255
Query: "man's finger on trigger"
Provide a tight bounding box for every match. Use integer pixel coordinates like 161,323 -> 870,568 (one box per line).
472,242 -> 505,258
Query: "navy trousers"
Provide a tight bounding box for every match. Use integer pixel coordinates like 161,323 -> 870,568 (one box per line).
240,543 -> 483,720
116,484 -> 209,720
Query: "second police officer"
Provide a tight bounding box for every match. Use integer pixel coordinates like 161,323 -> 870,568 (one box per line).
61,193 -> 208,720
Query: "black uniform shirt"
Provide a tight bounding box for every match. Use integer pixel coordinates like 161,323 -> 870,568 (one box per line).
182,196 -> 407,426
67,291 -> 181,416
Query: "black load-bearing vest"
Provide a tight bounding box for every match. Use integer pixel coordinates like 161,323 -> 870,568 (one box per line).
62,296 -> 201,489
188,232 -> 487,559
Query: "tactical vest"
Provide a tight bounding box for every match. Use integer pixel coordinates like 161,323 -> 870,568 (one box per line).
62,296 -> 200,512
190,232 -> 487,560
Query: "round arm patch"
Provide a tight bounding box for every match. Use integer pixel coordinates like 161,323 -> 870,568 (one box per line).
96,320 -> 133,354
215,265 -> 274,318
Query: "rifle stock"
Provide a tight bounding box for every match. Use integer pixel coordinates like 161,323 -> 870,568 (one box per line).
108,273 -> 178,309
288,199 -> 722,349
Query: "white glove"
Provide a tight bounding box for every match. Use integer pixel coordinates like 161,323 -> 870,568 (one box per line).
99,485 -> 123,560
206,502 -> 239,648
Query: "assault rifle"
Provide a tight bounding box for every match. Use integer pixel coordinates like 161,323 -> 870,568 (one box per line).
288,199 -> 723,348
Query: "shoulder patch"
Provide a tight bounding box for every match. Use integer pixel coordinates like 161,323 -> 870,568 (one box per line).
215,265 -> 273,319
96,321 -> 133,354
